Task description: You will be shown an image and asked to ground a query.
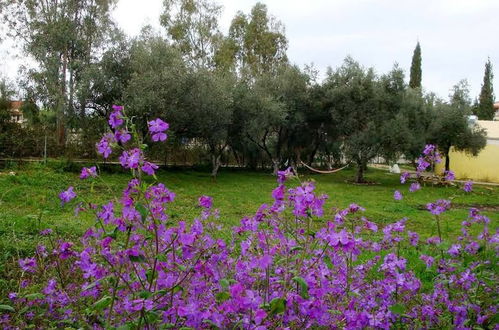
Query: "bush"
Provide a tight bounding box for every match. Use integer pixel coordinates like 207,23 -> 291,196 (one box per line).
2,108 -> 497,329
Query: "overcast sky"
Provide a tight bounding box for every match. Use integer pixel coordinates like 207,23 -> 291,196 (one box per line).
2,0 -> 499,100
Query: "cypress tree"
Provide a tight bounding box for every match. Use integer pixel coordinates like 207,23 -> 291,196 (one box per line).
409,42 -> 422,89
477,58 -> 495,120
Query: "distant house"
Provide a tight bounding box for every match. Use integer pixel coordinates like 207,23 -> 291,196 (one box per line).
8,101 -> 25,124
435,120 -> 499,183
494,102 -> 499,121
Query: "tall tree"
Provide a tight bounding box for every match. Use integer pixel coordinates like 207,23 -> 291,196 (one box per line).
476,58 -> 495,120
160,0 -> 222,69
323,57 -> 384,183
409,42 -> 422,89
1,0 -> 117,146
223,2 -> 288,78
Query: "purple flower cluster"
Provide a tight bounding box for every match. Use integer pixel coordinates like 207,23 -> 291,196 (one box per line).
393,190 -> 403,200
426,199 -> 451,215
96,133 -> 116,158
444,170 -> 455,181
148,118 -> 169,142
463,180 -> 473,192
108,105 -> 124,128
58,186 -> 76,205
80,166 -> 97,179
4,117 -> 498,330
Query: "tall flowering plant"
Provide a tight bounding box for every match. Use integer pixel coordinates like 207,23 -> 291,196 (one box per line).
2,110 -> 498,329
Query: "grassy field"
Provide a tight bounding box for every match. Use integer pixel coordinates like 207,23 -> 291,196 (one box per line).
0,162 -> 498,296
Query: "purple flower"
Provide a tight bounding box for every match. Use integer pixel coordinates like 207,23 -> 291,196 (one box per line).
40,228 -> 53,236
98,202 -> 115,224
420,254 -> 434,268
119,148 -> 142,169
8,292 -> 16,300
80,166 -> 97,180
59,186 -> 76,205
463,181 -> 473,192
148,118 -> 169,142
96,133 -> 115,158
152,132 -> 167,142
426,236 -> 441,245
426,199 -> 451,215
141,161 -> 158,176
444,170 -> 455,181
58,241 -> 74,260
277,168 -> 293,184
148,118 -> 169,133
393,190 -> 403,200
199,195 -> 213,209
108,106 -> 124,128
408,231 -> 419,246
465,241 -> 479,254
256,254 -> 273,270
19,257 -> 37,272
400,172 -> 410,184
348,203 -> 365,213
448,244 -> 461,257
115,129 -> 131,144
409,182 -> 421,192
416,157 -> 430,172
423,144 -> 436,155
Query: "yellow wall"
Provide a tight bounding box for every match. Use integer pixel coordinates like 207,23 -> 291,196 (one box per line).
435,144 -> 499,183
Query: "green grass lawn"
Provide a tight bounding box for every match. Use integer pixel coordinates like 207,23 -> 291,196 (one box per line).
0,162 -> 498,296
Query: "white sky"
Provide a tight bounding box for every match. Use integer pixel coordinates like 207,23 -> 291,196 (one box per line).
2,0 -> 499,100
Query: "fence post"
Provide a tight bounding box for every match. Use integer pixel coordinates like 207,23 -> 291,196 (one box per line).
44,134 -> 47,165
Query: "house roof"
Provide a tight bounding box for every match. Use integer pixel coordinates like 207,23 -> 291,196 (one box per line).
477,120 -> 499,140
8,101 -> 23,110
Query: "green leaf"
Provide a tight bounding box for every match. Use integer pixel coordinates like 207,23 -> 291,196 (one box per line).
219,278 -> 230,289
138,291 -> 152,299
202,319 -> 220,329
136,203 -> 149,222
290,246 -> 303,252
156,254 -> 168,262
129,254 -> 146,263
24,293 -> 45,300
105,226 -> 119,240
92,296 -> 112,311
146,310 -> 160,323
82,280 -> 100,291
292,276 -> 309,299
146,269 -> 157,282
215,291 -> 230,303
0,304 -> 15,312
323,255 -> 333,269
269,297 -> 286,315
116,325 -> 132,330
172,286 -> 183,294
389,303 -> 406,315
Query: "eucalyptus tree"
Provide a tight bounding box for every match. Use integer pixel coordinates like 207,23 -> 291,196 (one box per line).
160,0 -> 223,69
221,2 -> 288,78
1,0 -> 117,146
